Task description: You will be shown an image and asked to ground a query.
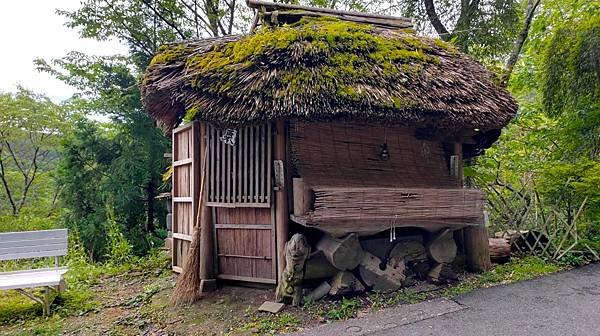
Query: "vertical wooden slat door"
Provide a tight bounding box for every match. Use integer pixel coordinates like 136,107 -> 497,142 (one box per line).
171,122 -> 200,273
207,123 -> 277,284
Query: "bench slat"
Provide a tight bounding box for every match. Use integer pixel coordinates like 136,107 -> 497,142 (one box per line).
0,237 -> 67,249
0,268 -> 68,290
0,229 -> 68,261
0,243 -> 68,255
0,229 -> 67,242
0,249 -> 68,261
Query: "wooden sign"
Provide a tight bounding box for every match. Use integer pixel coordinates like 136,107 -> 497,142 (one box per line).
274,160 -> 285,188
219,129 -> 237,146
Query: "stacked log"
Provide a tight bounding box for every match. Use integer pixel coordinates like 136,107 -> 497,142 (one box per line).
489,238 -> 511,263
359,251 -> 406,293
298,228 -> 460,302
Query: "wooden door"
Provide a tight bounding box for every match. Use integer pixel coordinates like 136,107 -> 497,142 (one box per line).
171,122 -> 200,273
207,123 -> 276,284
214,208 -> 275,283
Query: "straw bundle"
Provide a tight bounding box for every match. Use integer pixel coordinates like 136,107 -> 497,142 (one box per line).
308,187 -> 485,223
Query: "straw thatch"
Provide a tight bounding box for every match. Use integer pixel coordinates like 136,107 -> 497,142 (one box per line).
141,17 -> 517,135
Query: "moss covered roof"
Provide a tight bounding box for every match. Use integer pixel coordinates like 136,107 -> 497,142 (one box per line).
141,17 -> 517,134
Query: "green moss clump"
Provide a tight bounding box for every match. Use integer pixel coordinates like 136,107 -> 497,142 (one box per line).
170,17 -> 455,115
184,106 -> 199,121
150,44 -> 190,66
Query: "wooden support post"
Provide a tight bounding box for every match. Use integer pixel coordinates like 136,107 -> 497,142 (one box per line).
275,120 -> 289,279
199,122 -> 216,291
465,214 -> 492,272
452,142 -> 468,256
292,178 -> 311,216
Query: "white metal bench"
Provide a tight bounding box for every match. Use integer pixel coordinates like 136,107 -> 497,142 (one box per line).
0,229 -> 69,316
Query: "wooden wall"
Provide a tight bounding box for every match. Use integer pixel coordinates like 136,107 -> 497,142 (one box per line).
290,121 -> 457,188
171,122 -> 200,273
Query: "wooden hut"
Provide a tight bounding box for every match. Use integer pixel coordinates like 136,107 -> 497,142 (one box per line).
141,0 -> 517,296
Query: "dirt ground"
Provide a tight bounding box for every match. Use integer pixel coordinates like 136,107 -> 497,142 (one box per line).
3,270 -> 322,336
4,256 -> 559,335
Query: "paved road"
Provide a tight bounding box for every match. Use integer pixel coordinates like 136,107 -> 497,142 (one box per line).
294,263 -> 600,336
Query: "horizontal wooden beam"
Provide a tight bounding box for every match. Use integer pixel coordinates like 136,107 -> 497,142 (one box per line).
172,158 -> 193,167
207,202 -> 271,208
217,274 -> 276,284
217,254 -> 272,260
172,233 -> 193,241
247,0 -> 412,23
173,197 -> 193,203
215,224 -> 272,230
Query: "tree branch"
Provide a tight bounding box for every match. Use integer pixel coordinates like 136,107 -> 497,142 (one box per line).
501,0 -> 541,86
4,141 -> 26,177
16,145 -> 39,214
423,0 -> 451,40
0,149 -> 17,215
140,0 -> 188,40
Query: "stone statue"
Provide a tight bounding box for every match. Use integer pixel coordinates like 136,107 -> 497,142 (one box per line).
276,233 -> 310,306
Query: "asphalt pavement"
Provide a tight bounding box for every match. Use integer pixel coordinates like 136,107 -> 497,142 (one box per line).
293,263 -> 600,336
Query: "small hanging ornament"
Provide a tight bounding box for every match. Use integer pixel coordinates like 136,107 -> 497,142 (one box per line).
389,215 -> 398,242
380,143 -> 390,161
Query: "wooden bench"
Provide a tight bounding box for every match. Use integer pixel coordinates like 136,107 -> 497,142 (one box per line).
0,229 -> 69,316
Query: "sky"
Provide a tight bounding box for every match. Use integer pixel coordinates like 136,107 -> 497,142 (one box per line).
0,0 -> 128,102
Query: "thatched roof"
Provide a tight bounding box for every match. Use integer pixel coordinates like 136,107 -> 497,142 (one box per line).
141,16 -> 517,135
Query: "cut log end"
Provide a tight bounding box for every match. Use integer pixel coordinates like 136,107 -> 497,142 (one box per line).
427,228 -> 458,264
359,252 -> 405,293
489,238 -> 511,264
316,233 -> 364,271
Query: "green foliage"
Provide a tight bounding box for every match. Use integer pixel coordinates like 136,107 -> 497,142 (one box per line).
325,297 -> 361,320
472,0 -> 600,253
56,112 -> 167,260
397,0 -> 522,60
370,288 -> 429,309
105,207 -> 134,265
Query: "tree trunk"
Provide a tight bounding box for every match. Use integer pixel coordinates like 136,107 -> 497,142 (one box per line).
423,0 -> 451,40
146,179 -> 155,233
502,0 -> 541,86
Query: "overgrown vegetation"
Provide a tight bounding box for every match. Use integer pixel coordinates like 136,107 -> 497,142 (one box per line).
469,0 -> 600,263
0,0 -> 597,334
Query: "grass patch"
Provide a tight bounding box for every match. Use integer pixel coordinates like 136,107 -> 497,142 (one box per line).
442,256 -> 565,298
369,288 -> 430,309
325,297 -> 361,320
303,256 -> 565,319
235,313 -> 300,335
2,316 -> 63,336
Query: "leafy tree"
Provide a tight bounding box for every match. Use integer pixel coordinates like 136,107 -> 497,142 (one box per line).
0,88 -> 69,220
472,0 -> 600,233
